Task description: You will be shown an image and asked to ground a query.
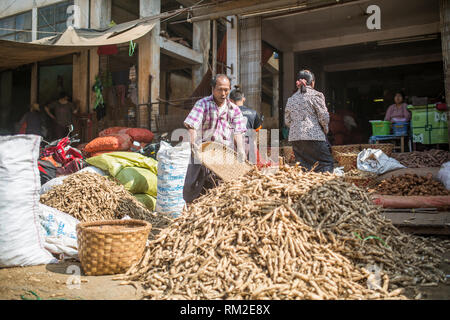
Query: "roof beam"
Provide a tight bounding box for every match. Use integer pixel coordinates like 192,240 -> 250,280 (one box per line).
324,53 -> 443,72
292,22 -> 440,52
159,36 -> 202,64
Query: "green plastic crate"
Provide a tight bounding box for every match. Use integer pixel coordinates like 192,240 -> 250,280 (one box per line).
409,104 -> 448,144
370,121 -> 391,136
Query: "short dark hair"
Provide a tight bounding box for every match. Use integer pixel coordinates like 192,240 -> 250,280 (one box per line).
59,91 -> 68,100
229,85 -> 244,102
211,74 -> 231,89
395,91 -> 406,101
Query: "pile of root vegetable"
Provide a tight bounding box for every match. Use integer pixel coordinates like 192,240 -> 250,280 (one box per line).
374,173 -> 449,196
40,172 -> 172,236
391,150 -> 450,168
123,165 -> 449,300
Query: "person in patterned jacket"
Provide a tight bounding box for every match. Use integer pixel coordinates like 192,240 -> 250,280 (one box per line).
183,74 -> 247,203
284,70 -> 334,173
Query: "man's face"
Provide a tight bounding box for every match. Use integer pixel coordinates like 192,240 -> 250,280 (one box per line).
212,77 -> 231,105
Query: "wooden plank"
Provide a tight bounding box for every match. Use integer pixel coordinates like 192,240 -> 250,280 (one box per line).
382,211 -> 450,228
212,19 -> 217,77
293,23 -> 440,52
192,20 -> 210,89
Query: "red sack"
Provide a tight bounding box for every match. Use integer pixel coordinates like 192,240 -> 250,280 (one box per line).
123,128 -> 154,143
84,134 -> 132,153
98,127 -> 128,137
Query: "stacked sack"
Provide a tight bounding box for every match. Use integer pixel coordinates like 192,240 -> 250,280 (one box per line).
86,152 -> 158,211
83,127 -> 154,157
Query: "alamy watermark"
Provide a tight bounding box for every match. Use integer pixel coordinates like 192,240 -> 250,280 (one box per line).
366,5 -> 381,30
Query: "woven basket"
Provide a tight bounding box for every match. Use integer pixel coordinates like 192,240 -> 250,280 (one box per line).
360,143 -> 394,156
76,219 -> 151,276
335,152 -> 358,171
199,142 -> 253,182
331,144 -> 361,158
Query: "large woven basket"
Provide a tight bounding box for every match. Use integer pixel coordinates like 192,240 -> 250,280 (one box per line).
360,143 -> 394,156
331,144 -> 360,158
199,142 -> 253,182
335,152 -> 359,171
76,219 -> 151,276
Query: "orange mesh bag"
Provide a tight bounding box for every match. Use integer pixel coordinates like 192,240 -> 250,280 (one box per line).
84,134 -> 132,153
99,127 -> 128,137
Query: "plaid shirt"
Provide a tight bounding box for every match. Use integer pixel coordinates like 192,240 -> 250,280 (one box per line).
184,95 -> 247,147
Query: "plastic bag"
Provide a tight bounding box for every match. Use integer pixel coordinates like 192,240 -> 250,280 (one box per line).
333,166 -> 345,176
86,151 -> 158,177
134,194 -> 157,211
437,161 -> 450,190
78,165 -> 107,176
0,135 -> 57,267
38,203 -> 79,260
39,175 -> 68,195
357,148 -> 405,175
116,167 -> 157,196
155,142 -> 191,217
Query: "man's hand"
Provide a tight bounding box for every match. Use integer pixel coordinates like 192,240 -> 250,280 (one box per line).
191,142 -> 201,156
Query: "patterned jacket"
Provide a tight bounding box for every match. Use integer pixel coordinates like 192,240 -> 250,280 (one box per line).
285,86 -> 329,142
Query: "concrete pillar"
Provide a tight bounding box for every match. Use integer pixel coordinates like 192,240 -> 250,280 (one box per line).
72,0 -> 89,114
30,63 -> 38,104
192,20 -> 210,89
138,0 -> 160,129
89,0 -> 111,113
226,16 -> 239,88
239,17 -> 262,114
440,0 -> 450,144
31,7 -> 37,41
74,0 -> 89,29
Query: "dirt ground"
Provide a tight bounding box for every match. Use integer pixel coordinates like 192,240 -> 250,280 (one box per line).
0,251 -> 449,300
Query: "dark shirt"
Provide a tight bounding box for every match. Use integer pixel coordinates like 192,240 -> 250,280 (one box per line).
49,101 -> 74,127
20,111 -> 42,135
239,105 -> 262,130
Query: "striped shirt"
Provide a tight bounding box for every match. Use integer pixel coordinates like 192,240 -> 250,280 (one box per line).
184,95 -> 247,147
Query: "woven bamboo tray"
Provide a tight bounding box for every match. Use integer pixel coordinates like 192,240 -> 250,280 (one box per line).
199,142 -> 253,182
76,219 -> 151,276
360,143 -> 394,156
331,144 -> 360,158
335,152 -> 359,171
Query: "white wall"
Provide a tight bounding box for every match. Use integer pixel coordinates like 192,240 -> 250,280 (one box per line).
0,0 -> 64,18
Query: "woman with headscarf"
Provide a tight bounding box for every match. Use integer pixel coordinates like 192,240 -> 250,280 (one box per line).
284,70 -> 334,173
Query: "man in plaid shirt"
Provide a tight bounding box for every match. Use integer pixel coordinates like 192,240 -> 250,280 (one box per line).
183,74 -> 247,203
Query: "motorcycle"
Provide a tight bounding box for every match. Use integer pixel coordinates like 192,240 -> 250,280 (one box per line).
39,125 -> 86,184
